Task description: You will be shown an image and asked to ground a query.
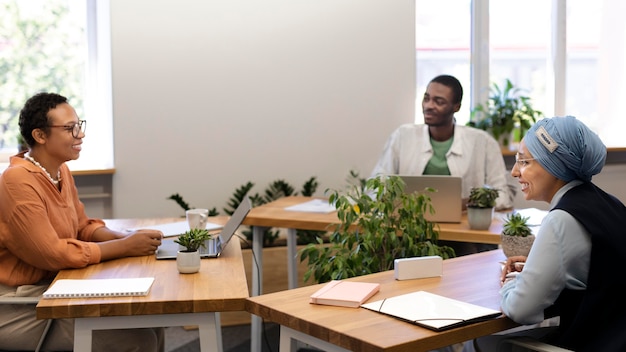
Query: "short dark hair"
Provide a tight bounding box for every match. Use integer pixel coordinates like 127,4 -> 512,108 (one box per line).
19,92 -> 68,147
430,75 -> 463,105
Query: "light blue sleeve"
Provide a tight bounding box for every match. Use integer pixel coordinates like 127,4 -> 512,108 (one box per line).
500,210 -> 590,324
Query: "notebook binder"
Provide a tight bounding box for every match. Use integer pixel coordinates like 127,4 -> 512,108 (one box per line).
42,277 -> 155,299
361,290 -> 501,331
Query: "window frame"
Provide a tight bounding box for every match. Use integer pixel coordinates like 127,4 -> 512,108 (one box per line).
0,0 -> 113,171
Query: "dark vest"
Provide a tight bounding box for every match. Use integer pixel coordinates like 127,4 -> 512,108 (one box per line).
548,182 -> 626,351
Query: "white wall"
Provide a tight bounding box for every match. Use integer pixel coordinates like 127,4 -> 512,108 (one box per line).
109,0 -> 416,217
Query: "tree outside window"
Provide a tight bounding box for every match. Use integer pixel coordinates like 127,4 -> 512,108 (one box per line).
0,0 -> 85,153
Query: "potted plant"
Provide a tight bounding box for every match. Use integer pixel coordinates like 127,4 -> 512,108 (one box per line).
174,228 -> 212,273
298,175 -> 454,284
467,79 -> 543,150
466,186 -> 499,230
501,213 -> 535,257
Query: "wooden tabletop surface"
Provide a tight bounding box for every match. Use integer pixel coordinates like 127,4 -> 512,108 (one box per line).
242,196 -> 505,244
246,249 -> 519,352
37,216 -> 250,320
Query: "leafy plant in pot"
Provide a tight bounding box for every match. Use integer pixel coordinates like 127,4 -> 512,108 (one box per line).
467,79 -> 543,150
174,228 -> 212,274
466,186 -> 499,230
501,213 -> 535,257
298,175 -> 455,284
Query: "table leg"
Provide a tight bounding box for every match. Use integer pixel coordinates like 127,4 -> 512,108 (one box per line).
198,312 -> 223,352
279,326 -> 351,352
73,313 -> 220,352
287,228 -> 298,289
251,225 -> 267,352
74,322 -> 92,351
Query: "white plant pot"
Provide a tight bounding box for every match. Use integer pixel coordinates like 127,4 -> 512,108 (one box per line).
501,234 -> 536,258
176,250 -> 201,274
467,207 -> 494,230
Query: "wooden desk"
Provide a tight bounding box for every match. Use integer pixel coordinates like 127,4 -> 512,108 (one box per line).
242,196 -> 504,352
246,250 -> 519,352
36,217 -> 249,352
243,196 -> 503,290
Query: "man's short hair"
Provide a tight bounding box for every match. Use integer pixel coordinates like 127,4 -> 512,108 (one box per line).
430,75 -> 463,105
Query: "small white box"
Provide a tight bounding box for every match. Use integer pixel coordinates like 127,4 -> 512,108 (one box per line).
394,256 -> 443,280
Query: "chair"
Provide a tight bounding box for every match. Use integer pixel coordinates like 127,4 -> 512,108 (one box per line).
0,295 -> 52,352
498,337 -> 573,352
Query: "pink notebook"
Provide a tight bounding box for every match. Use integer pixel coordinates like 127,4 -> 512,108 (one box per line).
309,280 -> 380,308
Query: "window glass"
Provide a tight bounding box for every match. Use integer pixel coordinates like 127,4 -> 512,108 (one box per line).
0,0 -> 86,158
415,0 -> 471,125
490,0 -> 550,118
567,0 -> 624,147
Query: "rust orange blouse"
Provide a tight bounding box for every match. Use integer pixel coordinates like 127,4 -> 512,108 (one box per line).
0,153 -> 104,286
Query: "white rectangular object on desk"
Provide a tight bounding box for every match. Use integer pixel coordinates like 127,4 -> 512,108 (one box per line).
284,199 -> 336,213
394,256 -> 442,280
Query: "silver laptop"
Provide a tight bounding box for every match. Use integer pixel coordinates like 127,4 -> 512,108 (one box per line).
399,175 -> 462,223
156,195 -> 252,259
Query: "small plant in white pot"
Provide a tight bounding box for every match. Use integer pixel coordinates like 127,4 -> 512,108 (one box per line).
501,213 -> 535,257
174,228 -> 212,274
466,186 -> 499,230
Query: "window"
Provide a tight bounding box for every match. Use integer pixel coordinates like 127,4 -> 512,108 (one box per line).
415,0 -> 471,125
416,0 -> 626,148
0,0 -> 112,169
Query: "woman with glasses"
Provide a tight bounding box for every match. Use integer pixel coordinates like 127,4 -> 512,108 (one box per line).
0,93 -> 164,351
465,116 -> 626,351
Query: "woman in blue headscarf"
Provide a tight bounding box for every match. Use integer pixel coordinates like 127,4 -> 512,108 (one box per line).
471,116 -> 626,351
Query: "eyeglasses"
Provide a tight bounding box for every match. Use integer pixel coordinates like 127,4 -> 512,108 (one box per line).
514,153 -> 535,168
47,120 -> 86,138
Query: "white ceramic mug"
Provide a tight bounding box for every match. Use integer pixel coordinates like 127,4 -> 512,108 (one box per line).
186,208 -> 209,230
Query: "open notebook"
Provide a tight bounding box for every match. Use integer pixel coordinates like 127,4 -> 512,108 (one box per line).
361,290 -> 501,331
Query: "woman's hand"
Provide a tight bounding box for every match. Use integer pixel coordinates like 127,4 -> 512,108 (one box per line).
98,229 -> 163,260
123,230 -> 163,256
500,255 -> 527,286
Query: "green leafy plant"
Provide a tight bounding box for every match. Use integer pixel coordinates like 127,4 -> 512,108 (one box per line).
502,213 -> 532,237
169,176 -> 322,247
467,79 -> 543,147
167,194 -> 218,216
467,186 -> 500,209
299,175 -> 455,284
1,0 -> 86,151
174,228 -> 212,252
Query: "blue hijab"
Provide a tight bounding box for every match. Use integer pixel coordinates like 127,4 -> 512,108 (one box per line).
524,116 -> 606,182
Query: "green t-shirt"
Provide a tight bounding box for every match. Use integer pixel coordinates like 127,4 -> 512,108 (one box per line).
423,137 -> 453,175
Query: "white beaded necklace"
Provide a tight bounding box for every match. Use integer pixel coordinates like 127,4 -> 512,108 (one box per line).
24,153 -> 61,186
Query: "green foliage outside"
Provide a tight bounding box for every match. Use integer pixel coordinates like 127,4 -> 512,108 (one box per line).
0,0 -> 85,150
299,175 -> 455,284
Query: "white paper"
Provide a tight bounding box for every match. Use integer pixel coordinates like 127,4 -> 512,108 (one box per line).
284,199 -> 336,214
129,221 -> 223,237
361,291 -> 500,331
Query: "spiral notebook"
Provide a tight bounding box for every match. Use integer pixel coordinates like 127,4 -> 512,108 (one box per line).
361,290 -> 501,331
42,277 -> 155,299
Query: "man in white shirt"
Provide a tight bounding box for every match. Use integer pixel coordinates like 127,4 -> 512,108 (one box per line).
371,74 -> 514,255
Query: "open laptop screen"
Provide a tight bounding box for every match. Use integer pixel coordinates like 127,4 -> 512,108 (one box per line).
399,175 -> 462,223
155,195 -> 252,259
